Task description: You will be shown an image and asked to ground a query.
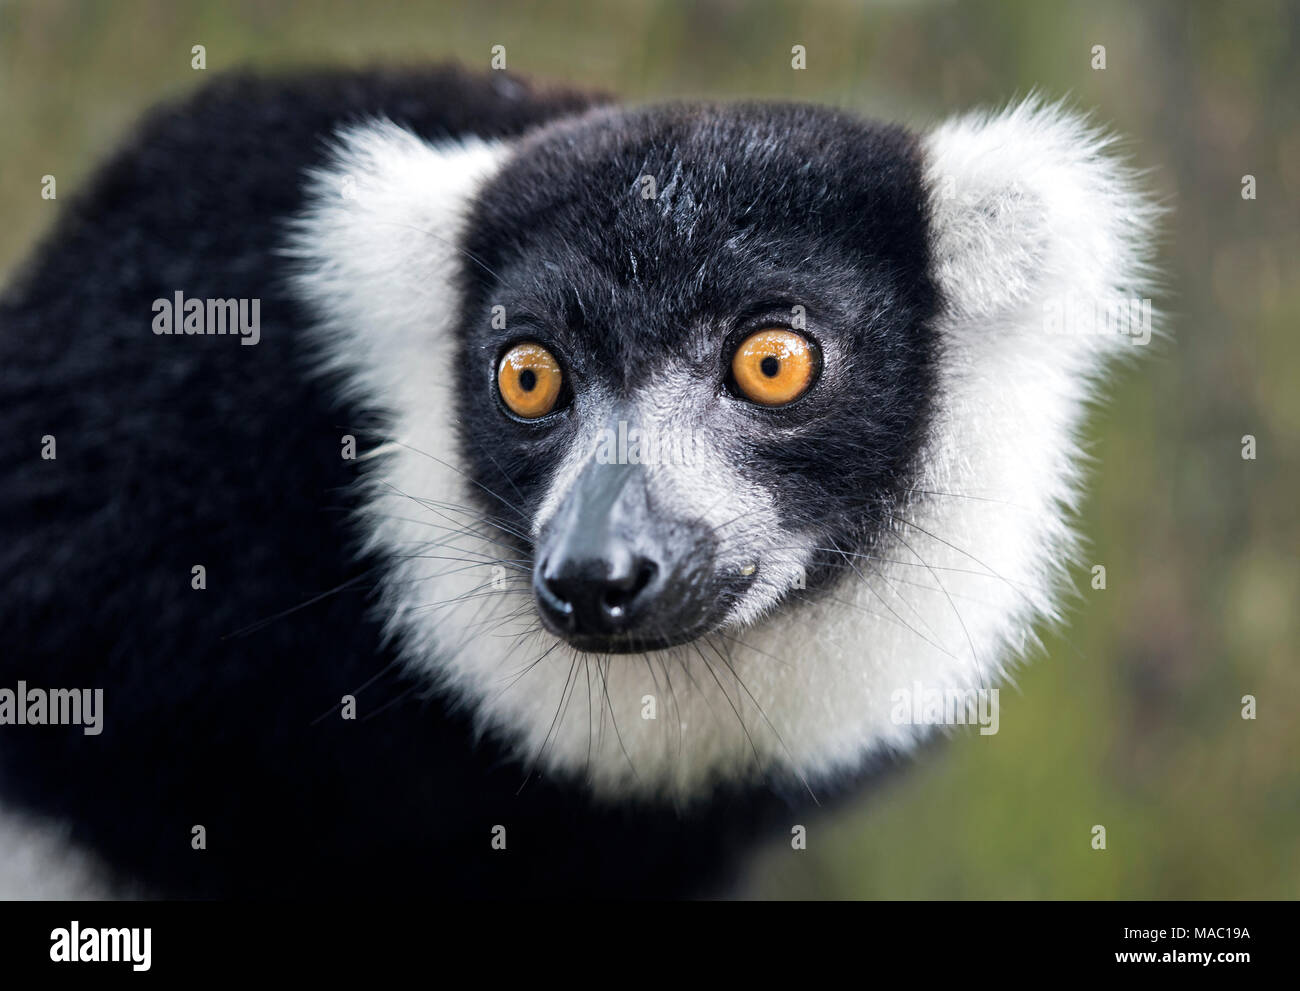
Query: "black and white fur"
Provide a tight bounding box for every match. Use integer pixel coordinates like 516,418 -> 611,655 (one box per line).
0,66 -> 1157,897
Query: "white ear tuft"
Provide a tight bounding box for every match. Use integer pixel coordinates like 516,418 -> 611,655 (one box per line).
283,120 -> 509,403
923,95 -> 1162,352
826,98 -> 1169,780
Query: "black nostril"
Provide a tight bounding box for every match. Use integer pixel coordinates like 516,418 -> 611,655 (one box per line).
600,560 -> 657,617
537,553 -> 661,636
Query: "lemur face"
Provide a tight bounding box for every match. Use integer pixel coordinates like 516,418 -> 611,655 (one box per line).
453,105 -> 938,654
291,98 -> 1155,800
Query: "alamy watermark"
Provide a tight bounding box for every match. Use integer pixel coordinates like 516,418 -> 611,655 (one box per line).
0,681 -> 103,735
890,682 -> 999,735
152,291 -> 261,345
50,922 -> 150,971
1044,292 -> 1152,346
591,419 -> 705,466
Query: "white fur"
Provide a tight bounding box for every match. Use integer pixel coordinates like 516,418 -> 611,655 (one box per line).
288,100 -> 1158,804
0,803 -> 120,899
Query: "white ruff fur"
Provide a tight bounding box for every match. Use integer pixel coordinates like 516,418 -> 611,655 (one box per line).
287,101 -> 1158,803
0,805 -> 120,898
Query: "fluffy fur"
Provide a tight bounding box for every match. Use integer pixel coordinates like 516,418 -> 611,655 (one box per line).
0,67 -> 1156,898
287,97 -> 1156,801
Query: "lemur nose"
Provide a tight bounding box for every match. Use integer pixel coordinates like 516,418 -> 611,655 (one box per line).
538,552 -> 661,635
532,458 -> 702,649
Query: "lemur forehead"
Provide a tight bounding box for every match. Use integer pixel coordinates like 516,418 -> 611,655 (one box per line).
459,103 -> 933,367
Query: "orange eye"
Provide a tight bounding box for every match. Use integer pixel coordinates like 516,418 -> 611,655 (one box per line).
497,342 -> 564,418
730,329 -> 817,406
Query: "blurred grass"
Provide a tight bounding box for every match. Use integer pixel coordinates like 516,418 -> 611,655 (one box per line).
2,0 -> 1296,897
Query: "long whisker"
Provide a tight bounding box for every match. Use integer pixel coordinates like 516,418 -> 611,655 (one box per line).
691,640 -> 762,772
706,634 -> 819,805
592,654 -> 641,783
516,651 -> 582,795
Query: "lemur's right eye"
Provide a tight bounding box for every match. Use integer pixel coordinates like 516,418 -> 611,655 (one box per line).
498,342 -> 564,418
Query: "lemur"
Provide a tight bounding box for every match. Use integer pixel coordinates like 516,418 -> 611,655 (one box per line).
0,66 -> 1157,897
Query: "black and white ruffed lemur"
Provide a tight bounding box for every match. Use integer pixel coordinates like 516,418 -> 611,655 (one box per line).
0,66 -> 1158,897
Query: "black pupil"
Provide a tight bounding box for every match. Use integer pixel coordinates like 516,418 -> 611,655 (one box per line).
518,369 -> 537,392
760,355 -> 780,378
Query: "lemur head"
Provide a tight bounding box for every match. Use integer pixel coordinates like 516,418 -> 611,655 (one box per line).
457,104 -> 938,653
291,95 -> 1157,802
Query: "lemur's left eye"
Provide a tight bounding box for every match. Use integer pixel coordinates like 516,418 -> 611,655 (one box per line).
729,329 -> 817,406
498,342 -> 564,418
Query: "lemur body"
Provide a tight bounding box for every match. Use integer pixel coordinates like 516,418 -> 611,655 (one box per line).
0,67 -> 1156,897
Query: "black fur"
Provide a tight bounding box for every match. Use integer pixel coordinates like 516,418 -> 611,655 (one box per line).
0,66 -> 929,897
457,102 -> 939,609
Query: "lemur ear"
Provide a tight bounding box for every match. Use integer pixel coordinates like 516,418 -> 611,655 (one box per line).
285,120 -> 509,398
921,96 -> 1160,351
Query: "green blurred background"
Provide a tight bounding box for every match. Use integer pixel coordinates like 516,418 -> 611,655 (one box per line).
2,0 -> 1296,898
